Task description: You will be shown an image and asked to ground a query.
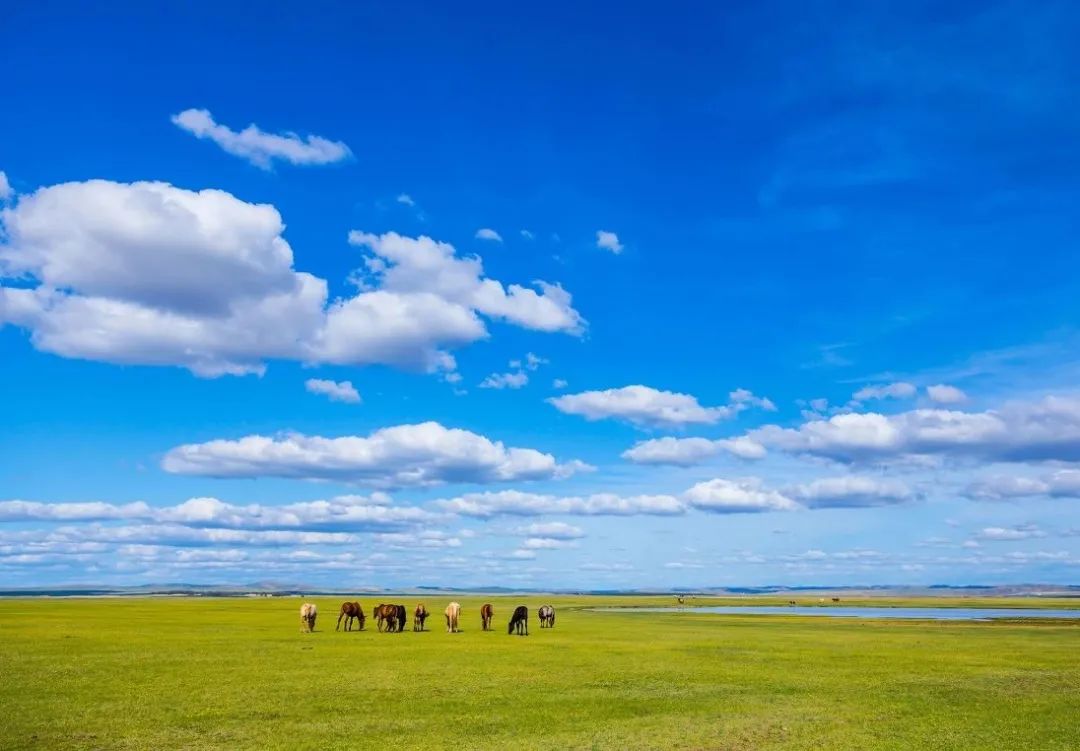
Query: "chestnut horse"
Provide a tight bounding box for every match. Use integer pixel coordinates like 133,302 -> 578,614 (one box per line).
445,601 -> 461,633
300,603 -> 317,633
414,603 -> 429,631
538,604 -> 555,628
336,601 -> 365,631
480,603 -> 494,631
374,603 -> 398,632
508,605 -> 528,636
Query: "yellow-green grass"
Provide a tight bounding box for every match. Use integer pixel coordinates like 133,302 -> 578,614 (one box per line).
1,596 -> 1078,750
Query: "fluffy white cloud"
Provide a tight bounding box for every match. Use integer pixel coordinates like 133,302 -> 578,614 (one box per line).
0,180 -> 582,377
479,371 -> 528,389
622,436 -> 767,465
787,476 -> 916,508
748,395 -> 1080,464
305,378 -> 361,404
549,385 -> 773,428
162,422 -> 586,488
434,490 -> 686,518
596,230 -> 623,254
964,470 -> 1080,501
0,500 -> 152,522
396,194 -> 415,206
475,228 -> 503,242
552,378 -> 568,389
926,384 -> 967,404
683,478 -> 799,514
513,521 -> 584,539
0,171 -> 11,201
852,381 -> 917,402
171,108 -> 351,169
976,525 -> 1047,541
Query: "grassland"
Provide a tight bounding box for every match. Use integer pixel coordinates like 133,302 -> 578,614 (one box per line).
1,595 -> 1078,750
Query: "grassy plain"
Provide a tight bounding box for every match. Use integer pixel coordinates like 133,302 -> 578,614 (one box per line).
1,595 -> 1078,750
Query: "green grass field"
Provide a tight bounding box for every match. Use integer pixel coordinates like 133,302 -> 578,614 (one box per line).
1,596 -> 1078,750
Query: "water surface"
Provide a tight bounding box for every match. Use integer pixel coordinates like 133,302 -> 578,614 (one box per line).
593,606 -> 1080,620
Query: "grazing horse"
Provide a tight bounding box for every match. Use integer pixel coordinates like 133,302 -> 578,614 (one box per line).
336,601 -> 365,631
414,604 -> 429,631
480,603 -> 494,631
831,597 -> 840,603
300,603 -> 317,633
395,604 -> 407,632
374,603 -> 398,632
538,605 -> 555,628
445,601 -> 461,633
508,605 -> 528,636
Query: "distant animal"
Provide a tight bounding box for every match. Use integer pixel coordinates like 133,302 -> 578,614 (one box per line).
446,601 -> 461,633
818,598 -> 826,604
374,603 -> 398,632
395,604 -> 407,632
538,605 -> 555,628
788,600 -> 797,606
300,603 -> 317,633
480,603 -> 494,631
508,605 -> 528,636
831,597 -> 840,603
336,601 -> 365,631
676,595 -> 685,604
414,603 -> 429,632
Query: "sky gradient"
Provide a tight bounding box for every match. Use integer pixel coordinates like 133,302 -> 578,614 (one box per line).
2,1 -> 1079,589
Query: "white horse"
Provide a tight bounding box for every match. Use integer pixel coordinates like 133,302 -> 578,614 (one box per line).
445,601 -> 461,633
300,602 -> 318,632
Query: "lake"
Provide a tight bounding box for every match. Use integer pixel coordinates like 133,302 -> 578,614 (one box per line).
593,606 -> 1080,620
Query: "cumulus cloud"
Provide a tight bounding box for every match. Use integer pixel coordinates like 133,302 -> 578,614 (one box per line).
747,395 -> 1080,465
396,194 -> 415,206
0,500 -> 152,522
513,521 -> 584,539
162,422 -> 587,488
926,384 -> 967,404
964,470 -> 1080,501
622,436 -> 767,465
852,381 -> 916,402
0,171 -> 11,201
433,490 -> 686,518
479,371 -> 528,389
305,378 -> 361,404
0,180 -> 582,377
171,108 -> 351,169
786,476 -> 916,508
596,230 -> 623,254
683,478 -> 799,514
549,385 -> 773,428
475,228 -> 503,242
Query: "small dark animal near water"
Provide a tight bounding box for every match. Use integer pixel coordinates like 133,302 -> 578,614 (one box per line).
480,603 -> 494,631
374,603 -> 398,632
336,601 -> 365,631
508,605 -> 529,636
395,604 -> 407,632
414,604 -> 429,631
538,605 -> 555,628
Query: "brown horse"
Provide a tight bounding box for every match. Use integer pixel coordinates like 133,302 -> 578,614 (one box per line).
336,601 -> 365,631
480,603 -> 494,631
414,603 -> 429,631
374,603 -> 398,632
508,605 -> 528,636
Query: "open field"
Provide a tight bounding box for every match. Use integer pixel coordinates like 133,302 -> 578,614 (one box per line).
1,596 -> 1078,750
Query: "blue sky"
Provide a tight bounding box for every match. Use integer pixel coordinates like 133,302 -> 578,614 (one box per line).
2,1 -> 1079,589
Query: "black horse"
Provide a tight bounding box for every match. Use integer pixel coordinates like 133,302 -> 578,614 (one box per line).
395,604 -> 407,632
538,604 -> 555,628
508,605 -> 529,635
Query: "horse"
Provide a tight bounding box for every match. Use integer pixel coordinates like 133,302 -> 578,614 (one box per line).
300,603 -> 317,633
374,603 -> 398,632
445,601 -> 461,633
508,605 -> 528,636
788,600 -> 797,606
831,597 -> 840,603
538,605 -> 555,628
395,604 -> 407,632
414,604 -> 429,631
336,601 -> 365,631
480,603 -> 494,631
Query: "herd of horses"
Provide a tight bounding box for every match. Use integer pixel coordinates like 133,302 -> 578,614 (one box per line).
298,601 -> 557,635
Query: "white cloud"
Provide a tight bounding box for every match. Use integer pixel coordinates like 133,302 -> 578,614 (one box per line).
513,521 -> 584,539
852,381 -> 916,402
0,500 -> 152,522
964,470 -> 1080,501
396,194 -> 415,206
520,230 -> 534,240
171,108 -> 351,169
162,421 -> 586,488
0,171 -> 11,202
549,385 -> 773,428
475,228 -> 503,242
479,371 -> 528,389
552,378 -> 568,389
683,478 -> 799,514
434,490 -> 685,518
0,180 -> 582,377
305,378 -> 361,404
926,384 -> 967,404
787,476 -> 916,508
521,537 -> 577,550
596,230 -> 623,254
748,395 -> 1080,465
976,525 -> 1047,541
524,352 -> 547,370
622,436 -> 767,465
